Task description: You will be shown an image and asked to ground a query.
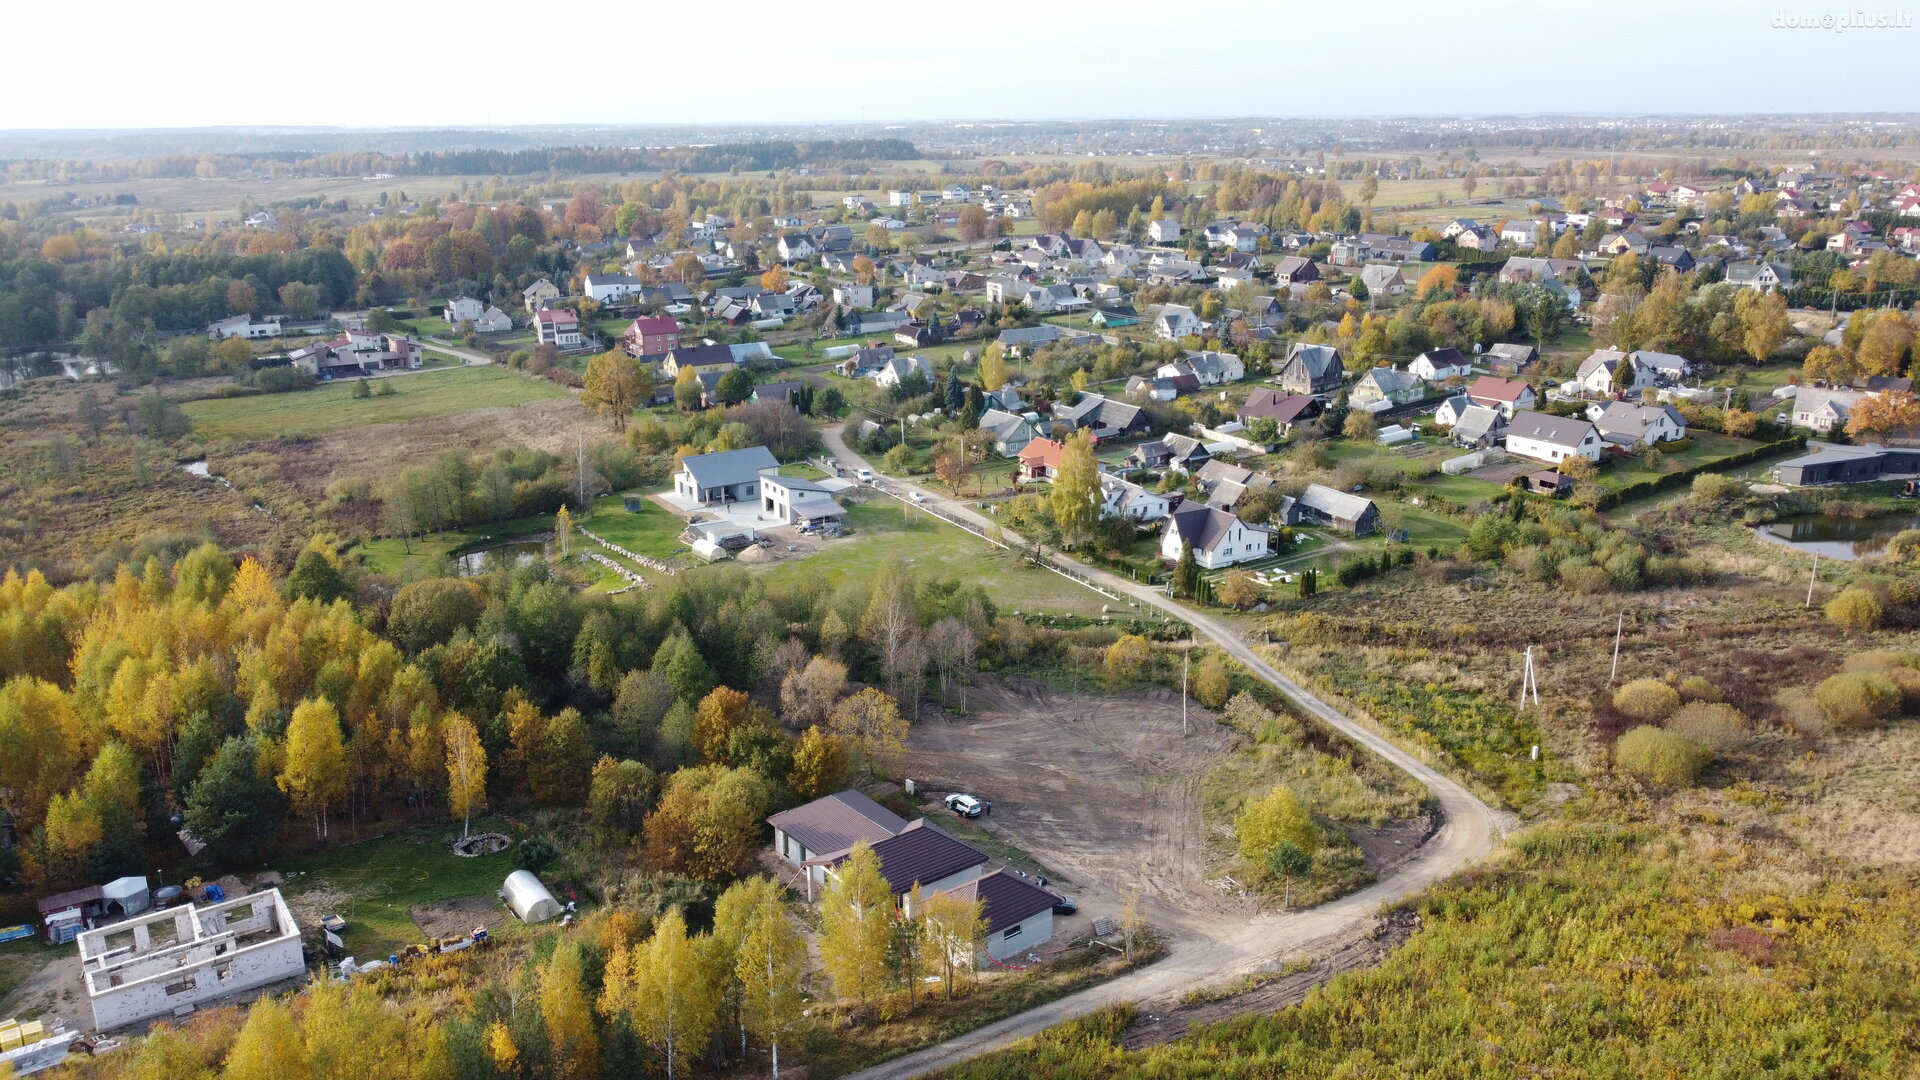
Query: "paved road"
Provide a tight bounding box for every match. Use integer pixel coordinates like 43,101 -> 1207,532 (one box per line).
821,425 -> 1499,1080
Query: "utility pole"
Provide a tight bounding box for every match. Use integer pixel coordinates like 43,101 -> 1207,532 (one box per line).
1609,612 -> 1624,684
1806,555 -> 1819,608
1181,648 -> 1190,738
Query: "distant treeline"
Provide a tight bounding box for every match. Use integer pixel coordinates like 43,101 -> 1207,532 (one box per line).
0,139 -> 922,181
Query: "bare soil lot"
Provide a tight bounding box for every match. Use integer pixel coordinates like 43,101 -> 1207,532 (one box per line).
411,895 -> 507,941
906,676 -> 1254,937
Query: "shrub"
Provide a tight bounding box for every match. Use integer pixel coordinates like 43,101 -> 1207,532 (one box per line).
1691,473 -> 1745,502
1815,671 -> 1902,727
1676,676 -> 1721,702
514,835 -> 560,872
1613,678 -> 1681,723
1665,702 -> 1747,752
1614,725 -> 1710,787
1825,587 -> 1884,633
1884,529 -> 1920,562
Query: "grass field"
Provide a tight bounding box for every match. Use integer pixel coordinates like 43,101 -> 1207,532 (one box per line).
577,494 -> 688,559
278,819 -> 523,958
182,366 -> 569,440
761,500 -> 1125,620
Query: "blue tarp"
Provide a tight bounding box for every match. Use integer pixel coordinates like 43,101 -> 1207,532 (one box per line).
0,923 -> 32,943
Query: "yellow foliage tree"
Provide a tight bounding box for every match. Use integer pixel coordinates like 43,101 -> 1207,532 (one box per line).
819,841 -> 893,1005
280,697 -> 348,841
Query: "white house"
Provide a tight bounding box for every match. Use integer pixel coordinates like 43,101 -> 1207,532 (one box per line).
1161,505 -> 1270,569
1504,411 -> 1603,464
582,272 -> 648,304
871,353 -> 933,390
1153,304 -> 1202,340
777,234 -> 818,261
444,295 -> 487,326
473,305 -> 513,332
757,469 -> 847,527
1148,219 -> 1184,243
1158,350 -> 1244,386
533,308 -> 583,347
1409,348 -> 1472,383
1587,401 -> 1688,448
1100,472 -> 1173,521
832,282 -> 876,309
674,445 -> 780,506
1791,387 -> 1868,434
208,314 -> 281,341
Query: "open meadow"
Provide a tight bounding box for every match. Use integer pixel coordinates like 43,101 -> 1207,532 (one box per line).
181,366 -> 568,440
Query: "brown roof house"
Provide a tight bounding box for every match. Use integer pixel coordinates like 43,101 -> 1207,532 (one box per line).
768,792 -> 1061,959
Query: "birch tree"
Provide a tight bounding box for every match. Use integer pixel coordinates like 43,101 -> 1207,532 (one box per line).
819,841 -> 894,1006
443,712 -> 487,837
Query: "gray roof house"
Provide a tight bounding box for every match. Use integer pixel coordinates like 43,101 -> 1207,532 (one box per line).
979,408 -> 1041,457
1278,343 -> 1346,396
1504,411 -> 1603,464
1587,401 -> 1688,448
1054,393 -> 1148,440
1350,366 -> 1424,409
1282,483 -> 1380,534
673,446 -> 781,506
1451,405 -> 1506,448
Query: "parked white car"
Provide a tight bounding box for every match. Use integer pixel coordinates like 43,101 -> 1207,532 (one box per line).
944,793 -> 991,818
910,490 -> 928,503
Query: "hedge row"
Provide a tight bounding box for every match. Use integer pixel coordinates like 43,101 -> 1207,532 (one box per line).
1594,435 -> 1804,509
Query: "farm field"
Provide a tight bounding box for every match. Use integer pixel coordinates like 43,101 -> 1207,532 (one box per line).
182,366 -> 568,439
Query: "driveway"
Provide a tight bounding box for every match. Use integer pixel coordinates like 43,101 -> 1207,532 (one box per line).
820,423 -> 1500,1080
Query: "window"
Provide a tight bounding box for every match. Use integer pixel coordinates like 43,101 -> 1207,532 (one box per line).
165,976 -> 197,996
1002,924 -> 1022,940
216,962 -> 233,981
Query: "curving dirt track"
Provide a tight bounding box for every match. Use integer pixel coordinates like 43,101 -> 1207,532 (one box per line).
823,425 -> 1501,1080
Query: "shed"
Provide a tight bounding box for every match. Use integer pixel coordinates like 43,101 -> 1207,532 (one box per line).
101,876 -> 149,918
501,871 -> 562,924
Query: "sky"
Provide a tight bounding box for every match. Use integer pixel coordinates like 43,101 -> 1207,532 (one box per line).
11,0 -> 1916,129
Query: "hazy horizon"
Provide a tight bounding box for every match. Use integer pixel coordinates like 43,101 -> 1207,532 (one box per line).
16,0 -> 1915,130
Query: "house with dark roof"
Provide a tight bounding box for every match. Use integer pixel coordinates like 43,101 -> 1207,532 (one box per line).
944,869 -> 1063,961
769,790 -> 908,884
663,343 -> 738,380
1278,343 -> 1345,396
1504,411 -> 1603,464
673,446 -> 780,506
1771,441 -> 1920,485
1129,432 -> 1210,473
805,820 -> 990,909
767,793 -> 1062,957
1160,505 -> 1270,569
1053,393 -> 1148,440
1237,388 -> 1320,435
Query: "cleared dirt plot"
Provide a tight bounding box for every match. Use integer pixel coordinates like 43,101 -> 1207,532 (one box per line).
907,676 -> 1254,934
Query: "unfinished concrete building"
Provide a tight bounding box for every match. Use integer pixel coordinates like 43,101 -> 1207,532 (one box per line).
76,889 -> 303,1031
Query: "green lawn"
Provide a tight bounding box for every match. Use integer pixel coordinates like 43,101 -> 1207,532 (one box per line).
760,501 -> 1126,620
183,367 -> 569,440
278,819 -> 524,958
577,494 -> 689,559
1592,430 -> 1766,492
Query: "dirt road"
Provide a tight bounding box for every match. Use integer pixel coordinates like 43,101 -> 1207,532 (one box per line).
821,424 -> 1500,1080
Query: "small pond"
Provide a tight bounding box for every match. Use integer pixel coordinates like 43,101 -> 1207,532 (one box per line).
453,540 -> 547,576
1752,513 -> 1920,561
